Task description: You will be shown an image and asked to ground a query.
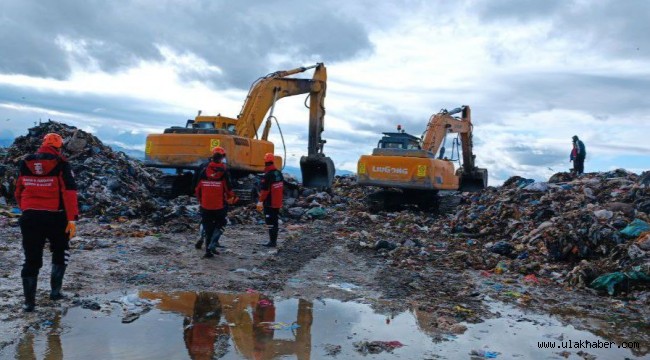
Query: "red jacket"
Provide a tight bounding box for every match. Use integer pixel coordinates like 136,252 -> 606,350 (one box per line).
14,146 -> 79,221
259,165 -> 283,209
195,161 -> 234,210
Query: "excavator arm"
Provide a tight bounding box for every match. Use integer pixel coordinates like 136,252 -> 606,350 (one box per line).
421,105 -> 487,190
421,107 -> 471,156
235,63 -> 334,188
236,63 -> 325,142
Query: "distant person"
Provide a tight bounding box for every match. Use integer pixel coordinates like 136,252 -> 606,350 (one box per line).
14,133 -> 78,312
570,135 -> 586,175
194,146 -> 237,258
257,153 -> 283,247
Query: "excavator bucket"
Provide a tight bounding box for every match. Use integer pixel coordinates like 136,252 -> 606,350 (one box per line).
459,168 -> 488,192
300,154 -> 335,190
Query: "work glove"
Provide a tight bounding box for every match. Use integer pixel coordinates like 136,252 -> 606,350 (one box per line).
226,195 -> 239,205
256,202 -> 264,212
66,221 -> 76,240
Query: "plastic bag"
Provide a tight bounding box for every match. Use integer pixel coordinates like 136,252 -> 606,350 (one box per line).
620,219 -> 650,238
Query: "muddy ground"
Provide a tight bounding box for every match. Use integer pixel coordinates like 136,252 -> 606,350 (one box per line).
1,214 -> 649,357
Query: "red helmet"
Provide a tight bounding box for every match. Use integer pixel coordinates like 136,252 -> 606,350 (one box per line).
43,133 -> 63,148
264,153 -> 275,163
212,146 -> 226,155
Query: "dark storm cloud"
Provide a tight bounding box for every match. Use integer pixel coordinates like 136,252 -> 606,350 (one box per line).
0,0 -> 373,88
505,144 -> 566,167
476,0 -> 650,59
0,83 -> 185,126
471,71 -> 650,123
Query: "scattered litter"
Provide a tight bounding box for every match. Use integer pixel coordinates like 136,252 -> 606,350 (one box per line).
328,282 -> 359,292
589,268 -> 650,295
469,349 -> 500,358
322,344 -> 342,356
353,340 -> 404,354
122,312 -> 140,324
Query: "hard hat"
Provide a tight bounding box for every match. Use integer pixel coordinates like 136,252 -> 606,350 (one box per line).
212,146 -> 226,155
43,133 -> 63,148
264,153 -> 275,163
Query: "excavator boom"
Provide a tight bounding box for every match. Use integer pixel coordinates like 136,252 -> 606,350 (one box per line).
235,63 -> 334,188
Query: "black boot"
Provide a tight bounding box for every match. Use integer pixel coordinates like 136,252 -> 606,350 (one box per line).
263,228 -> 278,247
195,239 -> 203,249
22,277 -> 37,312
208,229 -> 223,253
50,264 -> 66,301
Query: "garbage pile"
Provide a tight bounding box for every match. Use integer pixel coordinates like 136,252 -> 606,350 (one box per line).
0,121 -> 200,228
228,175 -> 364,225
342,170 -> 650,296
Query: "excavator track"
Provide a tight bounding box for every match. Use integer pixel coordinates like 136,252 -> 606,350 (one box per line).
154,173 -> 194,199
366,189 -> 442,213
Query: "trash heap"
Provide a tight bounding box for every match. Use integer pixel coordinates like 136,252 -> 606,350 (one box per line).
227,175 -> 364,225
344,170 -> 650,296
0,121 -> 200,227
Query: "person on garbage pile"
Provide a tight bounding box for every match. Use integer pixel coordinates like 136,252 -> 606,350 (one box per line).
194,146 -> 238,258
14,133 -> 79,312
570,135 -> 587,175
257,153 -> 283,247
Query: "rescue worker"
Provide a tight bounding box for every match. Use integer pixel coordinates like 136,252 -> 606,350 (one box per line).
257,153 -> 283,247
14,133 -> 78,312
570,135 -> 587,175
195,146 -> 237,258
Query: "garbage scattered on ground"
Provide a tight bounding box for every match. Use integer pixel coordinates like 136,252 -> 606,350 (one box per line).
353,340 -> 404,354
114,293 -> 158,323
589,268 -> 650,295
323,344 -> 342,356
469,349 -> 500,359
336,169 -> 649,297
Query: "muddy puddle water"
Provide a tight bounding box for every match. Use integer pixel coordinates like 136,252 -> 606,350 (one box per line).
3,291 -> 646,359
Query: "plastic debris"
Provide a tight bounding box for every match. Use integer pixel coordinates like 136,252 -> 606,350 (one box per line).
494,261 -> 508,275
589,269 -> 650,295
523,274 -> 539,283
353,340 -> 404,354
469,349 -> 500,358
620,219 -> 650,238
305,207 -> 327,219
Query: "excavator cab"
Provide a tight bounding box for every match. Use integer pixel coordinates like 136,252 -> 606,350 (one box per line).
377,132 -> 421,150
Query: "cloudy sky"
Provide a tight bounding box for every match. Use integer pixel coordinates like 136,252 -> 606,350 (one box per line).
1,0 -> 648,184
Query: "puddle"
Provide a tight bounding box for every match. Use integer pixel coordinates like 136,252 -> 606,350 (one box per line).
2,291 -> 647,359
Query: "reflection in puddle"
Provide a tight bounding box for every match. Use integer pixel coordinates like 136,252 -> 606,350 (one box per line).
142,291 -> 313,359
5,291 -> 647,359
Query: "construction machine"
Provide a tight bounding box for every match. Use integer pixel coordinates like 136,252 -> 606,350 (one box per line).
144,63 -> 335,200
356,105 -> 488,210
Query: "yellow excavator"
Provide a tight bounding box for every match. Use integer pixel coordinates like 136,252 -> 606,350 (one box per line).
357,105 -> 488,210
144,63 -> 335,199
